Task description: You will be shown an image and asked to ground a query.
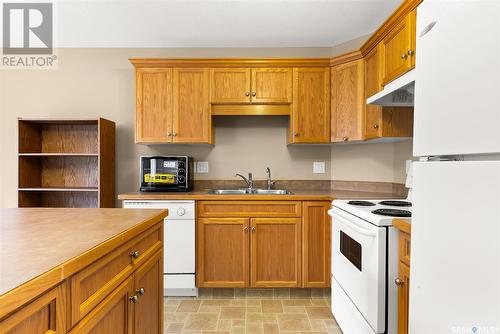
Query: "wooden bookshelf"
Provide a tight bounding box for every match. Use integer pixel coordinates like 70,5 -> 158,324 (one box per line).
18,118 -> 115,208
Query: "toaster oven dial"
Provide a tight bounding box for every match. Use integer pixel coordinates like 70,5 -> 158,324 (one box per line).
178,175 -> 186,183
178,161 -> 186,168
178,168 -> 185,174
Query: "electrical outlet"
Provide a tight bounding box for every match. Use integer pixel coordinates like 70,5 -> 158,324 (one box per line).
195,161 -> 209,174
313,161 -> 325,174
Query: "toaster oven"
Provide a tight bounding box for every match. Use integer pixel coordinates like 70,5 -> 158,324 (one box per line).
140,156 -> 194,192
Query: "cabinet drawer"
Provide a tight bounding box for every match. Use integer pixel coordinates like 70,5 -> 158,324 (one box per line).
70,223 -> 162,325
0,282 -> 67,334
197,201 -> 302,217
399,231 -> 411,266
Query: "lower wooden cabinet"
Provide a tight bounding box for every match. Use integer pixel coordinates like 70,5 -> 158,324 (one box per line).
395,224 -> 411,334
0,283 -> 67,334
196,200 -> 331,288
251,218 -> 301,287
197,218 -> 250,287
302,201 -> 331,287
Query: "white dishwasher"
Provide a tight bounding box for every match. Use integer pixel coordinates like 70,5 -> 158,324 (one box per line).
123,200 -> 197,297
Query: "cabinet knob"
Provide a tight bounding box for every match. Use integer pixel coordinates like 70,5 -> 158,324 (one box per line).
401,53 -> 408,59
136,288 -> 145,296
294,133 -> 299,137
251,226 -> 256,232
395,278 -> 404,286
243,226 -> 248,232
407,50 -> 415,56
130,251 -> 140,259
343,137 -> 349,141
167,132 -> 172,137
373,124 -> 379,129
172,132 -> 177,137
245,92 -> 250,97
251,92 -> 256,97
129,295 -> 139,303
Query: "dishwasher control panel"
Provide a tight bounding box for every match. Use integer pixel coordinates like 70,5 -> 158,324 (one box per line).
123,200 -> 195,220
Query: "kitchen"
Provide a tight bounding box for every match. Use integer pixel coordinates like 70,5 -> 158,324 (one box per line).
0,0 -> 499,334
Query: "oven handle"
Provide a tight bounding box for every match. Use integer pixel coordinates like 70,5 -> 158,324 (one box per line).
329,209 -> 378,238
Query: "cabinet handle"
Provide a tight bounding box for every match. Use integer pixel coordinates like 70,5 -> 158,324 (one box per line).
407,50 -> 415,56
251,227 -> 256,232
251,92 -> 256,97
172,132 -> 177,137
136,288 -> 145,296
129,295 -> 139,303
343,137 -> 349,141
243,226 -> 248,232
130,251 -> 140,259
373,124 -> 379,129
401,53 -> 408,60
245,92 -> 250,97
167,132 -> 172,137
395,278 -> 404,286
294,133 -> 299,137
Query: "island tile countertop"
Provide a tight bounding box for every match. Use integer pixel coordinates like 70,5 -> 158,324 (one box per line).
0,208 -> 167,317
118,189 -> 404,201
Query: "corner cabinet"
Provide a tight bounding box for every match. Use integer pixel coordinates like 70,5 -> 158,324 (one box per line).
331,59 -> 364,143
290,68 -> 330,143
135,67 -> 212,144
196,200 -> 330,288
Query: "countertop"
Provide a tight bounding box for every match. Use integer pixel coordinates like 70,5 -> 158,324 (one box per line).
118,189 -> 402,201
0,208 -> 167,317
394,218 -> 411,234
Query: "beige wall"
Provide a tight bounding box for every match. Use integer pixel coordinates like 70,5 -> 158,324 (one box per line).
0,47 -> 412,208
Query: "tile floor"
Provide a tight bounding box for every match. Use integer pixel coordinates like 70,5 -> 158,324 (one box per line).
164,288 -> 343,334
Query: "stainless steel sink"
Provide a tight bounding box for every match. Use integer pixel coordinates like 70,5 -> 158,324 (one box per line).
251,189 -> 294,195
207,188 -> 293,195
207,189 -> 249,195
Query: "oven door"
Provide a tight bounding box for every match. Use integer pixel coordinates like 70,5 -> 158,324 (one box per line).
331,207 -> 387,333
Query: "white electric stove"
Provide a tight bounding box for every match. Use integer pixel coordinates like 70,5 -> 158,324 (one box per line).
329,199 -> 412,334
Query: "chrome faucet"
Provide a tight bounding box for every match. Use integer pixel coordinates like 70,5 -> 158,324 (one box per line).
235,173 -> 253,191
266,167 -> 276,190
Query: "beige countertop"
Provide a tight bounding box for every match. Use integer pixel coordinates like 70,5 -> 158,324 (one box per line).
0,208 -> 167,317
118,189 -> 402,201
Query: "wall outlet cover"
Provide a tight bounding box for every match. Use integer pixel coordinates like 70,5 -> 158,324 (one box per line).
196,161 -> 209,174
313,161 -> 326,174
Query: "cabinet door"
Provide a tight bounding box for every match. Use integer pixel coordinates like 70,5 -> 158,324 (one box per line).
210,68 -> 251,104
172,68 -> 212,143
68,277 -> 133,334
134,250 -> 163,334
197,218 -> 249,287
302,201 -> 331,288
250,218 -> 301,287
250,68 -> 292,104
381,10 -> 416,85
291,68 -> 330,143
135,68 -> 173,143
397,262 -> 410,334
331,59 -> 364,142
0,283 -> 67,334
364,45 -> 383,139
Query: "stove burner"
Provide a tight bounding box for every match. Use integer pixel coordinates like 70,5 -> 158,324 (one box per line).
347,200 -> 376,206
372,209 -> 412,217
378,200 -> 412,207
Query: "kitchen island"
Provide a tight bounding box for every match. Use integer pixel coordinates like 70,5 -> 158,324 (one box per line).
0,208 -> 167,334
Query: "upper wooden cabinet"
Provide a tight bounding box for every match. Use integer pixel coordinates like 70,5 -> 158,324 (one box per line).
210,68 -> 251,104
290,67 -> 331,143
331,58 -> 364,143
135,67 -> 212,144
251,68 -> 293,104
136,68 -> 173,143
381,10 -> 416,85
210,68 -> 292,104
172,68 -> 212,143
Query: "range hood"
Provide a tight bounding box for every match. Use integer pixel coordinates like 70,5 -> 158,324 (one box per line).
367,69 -> 415,107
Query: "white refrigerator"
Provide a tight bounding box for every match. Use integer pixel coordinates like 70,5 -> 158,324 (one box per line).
411,1 -> 500,333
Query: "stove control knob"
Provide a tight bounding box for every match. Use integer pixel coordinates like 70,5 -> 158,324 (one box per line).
177,208 -> 186,216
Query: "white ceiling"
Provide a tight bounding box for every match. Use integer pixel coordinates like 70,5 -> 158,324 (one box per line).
54,0 -> 401,48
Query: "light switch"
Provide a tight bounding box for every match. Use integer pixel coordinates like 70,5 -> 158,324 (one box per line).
313,161 -> 326,174
195,161 -> 209,174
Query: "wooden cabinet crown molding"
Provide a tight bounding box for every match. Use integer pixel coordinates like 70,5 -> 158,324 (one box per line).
129,58 -> 331,68
330,50 -> 363,67
360,0 -> 423,55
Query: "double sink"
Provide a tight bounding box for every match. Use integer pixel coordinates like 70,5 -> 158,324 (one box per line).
207,188 -> 293,195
